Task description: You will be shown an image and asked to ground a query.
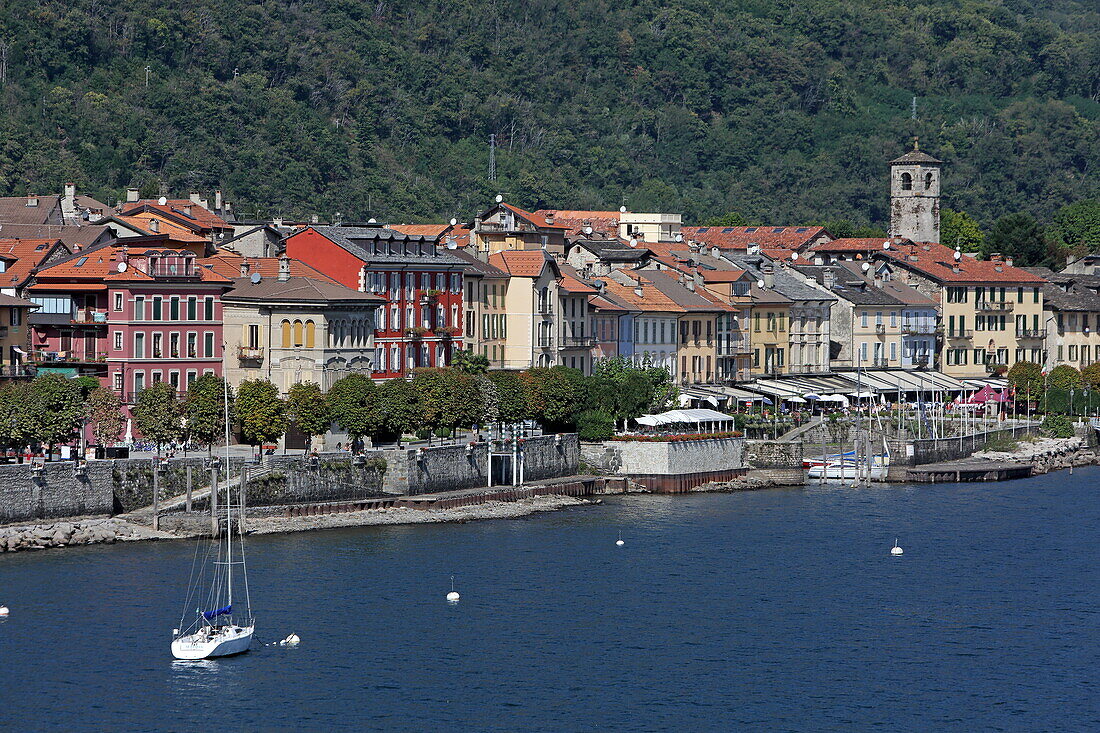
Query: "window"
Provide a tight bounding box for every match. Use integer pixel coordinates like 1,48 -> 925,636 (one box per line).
451,273 -> 461,293
186,371 -> 197,388
203,297 -> 214,320
861,312 -> 868,328
134,333 -> 145,358
151,371 -> 162,384
170,333 -> 180,358
890,342 -> 897,361
152,333 -> 162,358
281,320 -> 291,348
305,320 -> 316,348
204,332 -> 215,358
900,172 -> 913,191
134,297 -> 145,320
29,296 -> 73,314
187,297 -> 197,320
169,371 -> 180,389
976,315 -> 985,331
187,333 -> 197,358
890,312 -> 897,328
754,313 -> 760,332
1033,287 -> 1039,304
133,372 -> 145,394
114,293 -> 123,311
860,342 -> 868,362
924,171 -> 933,190
114,332 -> 123,350
152,297 -> 162,321
170,297 -> 180,321
9,307 -> 19,327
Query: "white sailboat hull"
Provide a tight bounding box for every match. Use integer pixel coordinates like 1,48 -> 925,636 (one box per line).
807,460 -> 888,481
172,625 -> 254,660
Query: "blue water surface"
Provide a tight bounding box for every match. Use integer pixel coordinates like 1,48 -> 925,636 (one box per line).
2,467 -> 1099,732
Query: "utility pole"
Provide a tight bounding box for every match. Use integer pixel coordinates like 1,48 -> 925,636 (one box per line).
145,65 -> 151,87
488,134 -> 496,181
911,96 -> 917,120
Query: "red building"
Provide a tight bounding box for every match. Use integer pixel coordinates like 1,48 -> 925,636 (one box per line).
284,224 -> 467,378
27,242 -> 232,401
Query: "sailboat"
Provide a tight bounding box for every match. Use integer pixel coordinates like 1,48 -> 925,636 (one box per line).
171,378 -> 254,660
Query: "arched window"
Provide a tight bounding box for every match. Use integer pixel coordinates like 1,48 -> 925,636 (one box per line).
280,320 -> 291,348
924,171 -> 933,190
305,320 -> 315,348
292,319 -> 303,347
900,172 -> 912,191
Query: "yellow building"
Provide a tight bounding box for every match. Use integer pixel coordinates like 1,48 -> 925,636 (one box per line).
749,287 -> 792,376
472,202 -> 570,256
488,250 -> 560,369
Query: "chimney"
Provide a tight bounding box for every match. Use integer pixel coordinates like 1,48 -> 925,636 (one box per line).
149,219 -> 159,233
224,201 -> 232,212
823,268 -> 836,290
240,260 -> 250,278
634,284 -> 643,297
25,195 -> 38,207
126,188 -> 139,203
1005,256 -> 1014,267
278,256 -> 291,282
189,191 -> 201,204
215,190 -> 223,210
763,264 -> 774,290
64,182 -> 76,200
199,197 -> 208,209
274,218 -> 283,228
544,211 -> 555,225
311,214 -> 319,224
989,252 -> 1003,263
711,247 -> 719,258
747,243 -> 760,256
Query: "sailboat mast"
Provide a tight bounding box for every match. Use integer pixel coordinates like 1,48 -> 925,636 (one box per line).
224,375 -> 232,610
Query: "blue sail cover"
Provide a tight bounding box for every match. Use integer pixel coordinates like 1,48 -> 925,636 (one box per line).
203,604 -> 232,620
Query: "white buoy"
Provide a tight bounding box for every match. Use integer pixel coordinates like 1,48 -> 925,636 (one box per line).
0,605 -> 8,617
446,575 -> 460,603
891,538 -> 904,556
615,531 -> 625,547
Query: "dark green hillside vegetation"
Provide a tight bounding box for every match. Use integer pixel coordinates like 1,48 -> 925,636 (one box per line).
0,0 -> 1095,235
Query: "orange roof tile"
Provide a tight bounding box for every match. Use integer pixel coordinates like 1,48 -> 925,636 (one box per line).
0,238 -> 67,286
122,200 -> 231,230
499,203 -> 571,230
390,224 -> 450,238
116,214 -> 208,242
535,209 -> 620,238
682,225 -> 828,251
487,250 -> 555,278
811,240 -> 1048,285
601,277 -> 685,313
204,252 -> 338,283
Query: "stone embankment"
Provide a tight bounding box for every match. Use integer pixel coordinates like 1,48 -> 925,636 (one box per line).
0,517 -> 172,552
690,475 -> 788,493
972,436 -> 1096,475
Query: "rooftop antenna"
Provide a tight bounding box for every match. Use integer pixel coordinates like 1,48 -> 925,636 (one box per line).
488,134 -> 497,181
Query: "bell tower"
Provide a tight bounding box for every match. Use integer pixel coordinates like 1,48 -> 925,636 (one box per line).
889,137 -> 943,243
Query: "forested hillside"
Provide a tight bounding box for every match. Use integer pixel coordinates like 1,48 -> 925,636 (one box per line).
0,0 -> 1096,234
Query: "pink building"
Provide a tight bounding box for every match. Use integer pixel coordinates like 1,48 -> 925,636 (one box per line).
27,244 -> 232,402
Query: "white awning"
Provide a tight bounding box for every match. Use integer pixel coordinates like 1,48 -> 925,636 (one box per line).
635,408 -> 736,427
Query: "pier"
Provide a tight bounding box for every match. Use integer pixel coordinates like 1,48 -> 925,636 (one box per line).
905,460 -> 1033,483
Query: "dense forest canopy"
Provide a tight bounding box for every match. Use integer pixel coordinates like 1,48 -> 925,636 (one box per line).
0,0 -> 1096,232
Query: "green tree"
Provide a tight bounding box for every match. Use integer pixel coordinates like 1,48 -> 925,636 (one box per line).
941,208 -> 985,253
325,374 -> 381,445
183,374 -> 234,454
982,213 -> 1048,266
286,382 -> 330,451
28,374 -> 86,448
703,212 -> 748,227
521,366 -> 585,430
1082,362 -> 1100,390
85,386 -> 125,447
133,382 -> 183,454
236,379 -> 287,448
0,383 -> 36,448
487,371 -> 528,423
1049,199 -> 1100,252
1007,361 -> 1043,400
452,349 -> 490,375
376,378 -> 422,440
412,368 -> 483,435
1048,364 -> 1083,390
575,410 -> 615,441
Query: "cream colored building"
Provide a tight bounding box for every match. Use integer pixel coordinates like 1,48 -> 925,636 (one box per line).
1027,268 -> 1100,371
488,250 -> 560,369
221,274 -> 384,393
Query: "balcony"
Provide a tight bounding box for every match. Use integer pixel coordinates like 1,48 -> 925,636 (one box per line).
875,323 -> 886,334
238,346 -> 264,361
537,302 -> 554,316
976,301 -> 1013,312
872,357 -> 889,368
559,335 -> 596,348
1017,328 -> 1046,339
537,336 -> 554,348
947,330 -> 974,339
901,324 -> 937,335
72,309 -> 108,325
29,350 -> 107,364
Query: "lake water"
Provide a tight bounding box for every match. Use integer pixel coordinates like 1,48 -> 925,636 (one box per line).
2,468 -> 1099,731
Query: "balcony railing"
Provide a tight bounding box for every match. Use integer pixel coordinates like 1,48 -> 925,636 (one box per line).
872,357 -> 889,367
537,302 -> 554,315
29,350 -> 108,364
947,330 -> 974,339
72,309 -> 108,324
1017,328 -> 1046,339
976,301 -> 1013,312
537,336 -> 554,348
875,323 -> 886,334
238,346 -> 264,361
901,324 -> 936,335
559,335 -> 596,348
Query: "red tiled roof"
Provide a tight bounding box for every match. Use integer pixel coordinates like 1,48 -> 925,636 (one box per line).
499,203 -> 571,230
681,225 -> 828,251
116,214 -> 208,242
602,277 -> 685,313
0,238 -> 67,286
535,209 -> 620,238
698,269 -> 748,283
811,237 -> 905,252
487,250 -> 555,278
204,252 -> 338,283
122,200 -> 231,230
876,242 -> 1046,284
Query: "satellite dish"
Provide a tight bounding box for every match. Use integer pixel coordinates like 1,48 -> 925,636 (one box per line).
250,272 -> 262,284
450,218 -> 458,226
368,217 -> 377,224
883,241 -> 891,250
495,194 -> 503,203
116,261 -> 127,272
757,279 -> 766,288
619,205 -> 627,213
675,233 -> 683,242
862,262 -> 871,272
583,226 -> 593,235
954,249 -> 962,261
628,238 -> 637,248
157,196 -> 167,206
791,252 -> 799,261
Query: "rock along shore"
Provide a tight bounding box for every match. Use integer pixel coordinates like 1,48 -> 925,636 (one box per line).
0,517 -> 175,552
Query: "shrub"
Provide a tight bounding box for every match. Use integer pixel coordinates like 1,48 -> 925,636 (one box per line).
1041,414 -> 1075,438
576,410 -> 615,441
609,431 -> 743,442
